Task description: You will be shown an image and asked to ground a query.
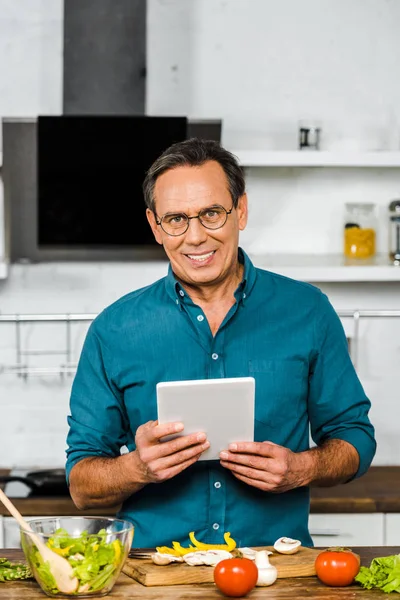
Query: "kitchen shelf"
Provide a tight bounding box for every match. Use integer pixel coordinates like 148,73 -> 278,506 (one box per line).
233,150 -> 400,168
251,253 -> 400,282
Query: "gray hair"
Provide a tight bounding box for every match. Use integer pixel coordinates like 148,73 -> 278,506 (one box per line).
142,137 -> 245,213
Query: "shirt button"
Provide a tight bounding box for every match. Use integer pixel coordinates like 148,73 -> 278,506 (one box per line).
211,353 -> 219,360
179,290 -> 184,297
213,523 -> 220,530
197,315 -> 204,322
243,292 -> 246,299
214,481 -> 221,489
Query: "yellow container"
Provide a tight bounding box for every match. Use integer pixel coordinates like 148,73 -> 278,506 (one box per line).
344,227 -> 376,259
344,203 -> 377,259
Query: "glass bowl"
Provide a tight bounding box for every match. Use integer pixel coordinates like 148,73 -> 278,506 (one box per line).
20,516 -> 134,597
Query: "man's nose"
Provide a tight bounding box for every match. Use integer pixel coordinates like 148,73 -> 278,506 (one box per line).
184,217 -> 208,243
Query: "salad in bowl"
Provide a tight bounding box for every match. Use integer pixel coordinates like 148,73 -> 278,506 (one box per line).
20,516 -> 134,597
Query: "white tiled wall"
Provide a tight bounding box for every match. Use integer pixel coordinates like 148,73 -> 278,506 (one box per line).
0,0 -> 399,468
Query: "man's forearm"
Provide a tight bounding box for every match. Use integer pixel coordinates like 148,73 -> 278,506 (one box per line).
69,451 -> 147,510
298,439 -> 360,488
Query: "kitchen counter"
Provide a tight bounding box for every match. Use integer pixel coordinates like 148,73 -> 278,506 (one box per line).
1,466 -> 400,516
0,547 -> 397,598
310,466 -> 400,513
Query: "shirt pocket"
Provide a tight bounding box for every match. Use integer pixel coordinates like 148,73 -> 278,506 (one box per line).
249,358 -> 308,429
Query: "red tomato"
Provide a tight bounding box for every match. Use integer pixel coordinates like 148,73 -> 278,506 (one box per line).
315,547 -> 360,587
214,557 -> 258,597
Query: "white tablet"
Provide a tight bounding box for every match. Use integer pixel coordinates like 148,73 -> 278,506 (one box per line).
156,377 -> 255,461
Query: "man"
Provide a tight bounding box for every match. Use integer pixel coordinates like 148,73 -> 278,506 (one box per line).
66,138 -> 376,548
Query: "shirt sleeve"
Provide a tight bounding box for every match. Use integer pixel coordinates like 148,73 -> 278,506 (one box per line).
308,292 -> 376,479
65,317 -> 130,484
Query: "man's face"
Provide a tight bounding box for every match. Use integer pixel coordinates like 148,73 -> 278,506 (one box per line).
146,160 -> 248,288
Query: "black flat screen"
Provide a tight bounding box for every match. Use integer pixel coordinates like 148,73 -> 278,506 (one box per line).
37,115 -> 188,247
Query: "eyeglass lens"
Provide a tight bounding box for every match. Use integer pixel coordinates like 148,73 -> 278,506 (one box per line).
161,206 -> 229,235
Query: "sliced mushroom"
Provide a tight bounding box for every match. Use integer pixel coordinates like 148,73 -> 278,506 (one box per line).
151,552 -> 184,565
238,547 -> 257,560
273,536 -> 301,554
183,550 -> 233,566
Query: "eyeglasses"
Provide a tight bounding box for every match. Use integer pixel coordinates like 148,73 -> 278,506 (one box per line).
155,204 -> 234,237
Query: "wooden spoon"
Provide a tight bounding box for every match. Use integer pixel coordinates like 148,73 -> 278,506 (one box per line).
0,487 -> 78,594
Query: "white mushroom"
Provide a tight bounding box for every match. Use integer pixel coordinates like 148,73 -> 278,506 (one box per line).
255,550 -> 278,586
238,547 -> 257,560
273,536 -> 301,555
151,552 -> 184,565
183,550 -> 232,566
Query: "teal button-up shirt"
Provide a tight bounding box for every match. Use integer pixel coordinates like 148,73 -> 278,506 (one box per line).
66,249 -> 376,548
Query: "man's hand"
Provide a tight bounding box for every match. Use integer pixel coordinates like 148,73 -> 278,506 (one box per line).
219,441 -> 308,493
219,438 -> 360,492
134,420 -> 210,484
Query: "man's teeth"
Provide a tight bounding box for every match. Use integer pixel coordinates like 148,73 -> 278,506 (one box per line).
187,251 -> 215,262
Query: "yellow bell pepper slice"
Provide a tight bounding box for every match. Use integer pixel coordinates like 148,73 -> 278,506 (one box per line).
112,540 -> 121,564
189,531 -> 236,552
172,542 -> 196,556
156,531 -> 237,556
50,545 -> 74,557
155,545 -> 182,557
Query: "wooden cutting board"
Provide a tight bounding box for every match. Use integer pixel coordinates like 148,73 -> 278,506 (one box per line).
122,546 -> 324,586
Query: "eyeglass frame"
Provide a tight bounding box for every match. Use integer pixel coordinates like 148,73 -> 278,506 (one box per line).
154,203 -> 235,237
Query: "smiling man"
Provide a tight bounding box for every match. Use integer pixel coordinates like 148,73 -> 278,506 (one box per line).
66,138 -> 376,548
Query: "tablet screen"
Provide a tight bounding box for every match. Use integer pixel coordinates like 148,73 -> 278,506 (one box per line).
156,377 -> 255,461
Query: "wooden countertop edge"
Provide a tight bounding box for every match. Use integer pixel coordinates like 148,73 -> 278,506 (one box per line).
0,498 -> 121,517
310,497 -> 378,513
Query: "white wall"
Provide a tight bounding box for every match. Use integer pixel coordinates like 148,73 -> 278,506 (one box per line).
0,0 -> 63,121
0,0 -> 63,259
147,0 -> 400,147
147,0 -> 400,254
0,0 -> 399,468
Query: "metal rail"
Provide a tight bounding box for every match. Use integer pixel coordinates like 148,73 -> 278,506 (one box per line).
0,314 -> 97,322
0,310 -> 399,377
0,313 -> 96,378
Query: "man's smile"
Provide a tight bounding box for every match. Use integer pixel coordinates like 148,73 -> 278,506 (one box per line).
185,250 -> 216,264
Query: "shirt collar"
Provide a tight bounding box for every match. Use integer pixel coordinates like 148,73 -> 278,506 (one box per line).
164,247 -> 257,307
235,247 -> 257,304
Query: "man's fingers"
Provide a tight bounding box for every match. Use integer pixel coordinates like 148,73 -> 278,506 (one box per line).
220,459 -> 281,488
158,454 -> 205,482
226,441 -> 281,457
150,441 -> 210,480
231,471 -> 276,492
155,431 -> 208,457
139,420 -> 184,444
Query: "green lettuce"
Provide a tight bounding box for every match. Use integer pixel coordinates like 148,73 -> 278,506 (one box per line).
27,528 -> 124,595
355,554 -> 400,593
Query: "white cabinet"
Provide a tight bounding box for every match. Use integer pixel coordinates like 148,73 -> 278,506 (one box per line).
3,516 -> 23,548
384,514 -> 400,545
309,513 -> 385,547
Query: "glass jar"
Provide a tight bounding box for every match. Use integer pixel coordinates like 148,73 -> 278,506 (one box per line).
388,199 -> 400,265
344,203 -> 377,259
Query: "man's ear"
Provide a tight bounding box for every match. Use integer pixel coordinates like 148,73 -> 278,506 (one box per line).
237,193 -> 248,231
146,208 -> 163,245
